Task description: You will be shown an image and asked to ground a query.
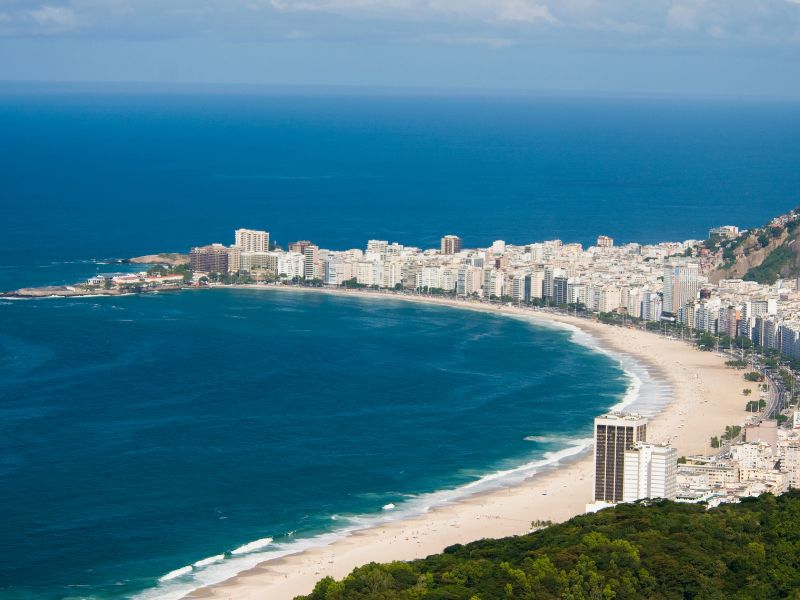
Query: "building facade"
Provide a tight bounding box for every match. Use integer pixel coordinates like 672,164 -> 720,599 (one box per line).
234,229 -> 270,253
622,443 -> 677,502
594,413 -> 648,504
190,244 -> 229,274
440,235 -> 462,255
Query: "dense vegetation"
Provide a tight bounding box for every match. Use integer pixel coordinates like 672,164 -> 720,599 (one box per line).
299,492 -> 800,600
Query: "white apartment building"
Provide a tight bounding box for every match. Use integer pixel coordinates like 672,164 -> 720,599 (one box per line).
381,261 -> 404,289
367,240 -> 389,256
324,259 -> 354,285
235,229 -> 270,253
528,270 -> 545,300
663,263 -> 700,315
730,442 -> 775,481
457,265 -> 483,297
277,252 -> 305,279
623,443 -> 677,502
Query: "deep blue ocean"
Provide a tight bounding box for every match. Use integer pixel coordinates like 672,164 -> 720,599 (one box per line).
1,88 -> 799,599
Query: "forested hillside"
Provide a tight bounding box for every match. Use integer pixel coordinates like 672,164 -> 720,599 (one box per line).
298,492 -> 800,600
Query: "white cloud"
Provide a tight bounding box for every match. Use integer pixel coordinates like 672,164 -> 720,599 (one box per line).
666,5 -> 697,30
494,0 -> 555,24
0,0 -> 797,46
27,5 -> 77,29
269,0 -> 555,25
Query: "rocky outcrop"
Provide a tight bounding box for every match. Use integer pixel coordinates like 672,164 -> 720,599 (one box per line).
125,253 -> 189,266
3,286 -> 124,298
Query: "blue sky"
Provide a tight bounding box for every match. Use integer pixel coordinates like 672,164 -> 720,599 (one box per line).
1,1 -> 799,96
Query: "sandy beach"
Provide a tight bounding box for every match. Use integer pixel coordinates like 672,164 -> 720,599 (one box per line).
187,286 -> 754,600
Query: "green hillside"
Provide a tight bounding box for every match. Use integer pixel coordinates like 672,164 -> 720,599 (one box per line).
298,492 -> 800,600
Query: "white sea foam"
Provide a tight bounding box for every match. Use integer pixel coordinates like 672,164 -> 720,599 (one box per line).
158,565 -> 193,582
523,435 -> 563,443
193,554 -> 225,568
230,537 -> 273,555
382,503 -> 396,510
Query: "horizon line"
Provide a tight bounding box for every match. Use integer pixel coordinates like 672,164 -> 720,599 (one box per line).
1,80 -> 799,103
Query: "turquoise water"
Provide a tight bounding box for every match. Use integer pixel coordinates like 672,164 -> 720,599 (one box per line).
0,289 -> 631,599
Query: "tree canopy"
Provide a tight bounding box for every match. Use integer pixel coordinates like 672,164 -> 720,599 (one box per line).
299,492 -> 800,600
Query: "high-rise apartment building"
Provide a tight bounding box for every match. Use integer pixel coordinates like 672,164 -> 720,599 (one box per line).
227,246 -> 241,273
543,267 -> 555,299
190,244 -> 230,274
303,245 -> 319,280
543,267 -> 566,301
289,240 -> 313,254
528,270 -> 545,300
553,276 -> 569,305
366,240 -> 389,256
622,443 -> 677,502
596,235 -> 614,248
440,235 -> 462,255
594,413 -> 648,504
456,265 -> 483,297
663,263 -> 700,315
234,229 -> 270,253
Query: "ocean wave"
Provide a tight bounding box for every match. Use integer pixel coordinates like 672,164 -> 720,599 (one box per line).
193,554 -> 225,568
230,537 -> 273,555
158,565 -> 193,582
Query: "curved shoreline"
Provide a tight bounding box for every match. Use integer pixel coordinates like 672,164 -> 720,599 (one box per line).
155,285 -> 747,600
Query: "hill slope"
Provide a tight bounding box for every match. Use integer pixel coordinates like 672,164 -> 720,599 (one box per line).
708,208 -> 800,284
299,492 -> 800,600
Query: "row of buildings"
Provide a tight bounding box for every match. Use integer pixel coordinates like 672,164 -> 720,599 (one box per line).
187,216 -> 800,363
190,230 -> 679,318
